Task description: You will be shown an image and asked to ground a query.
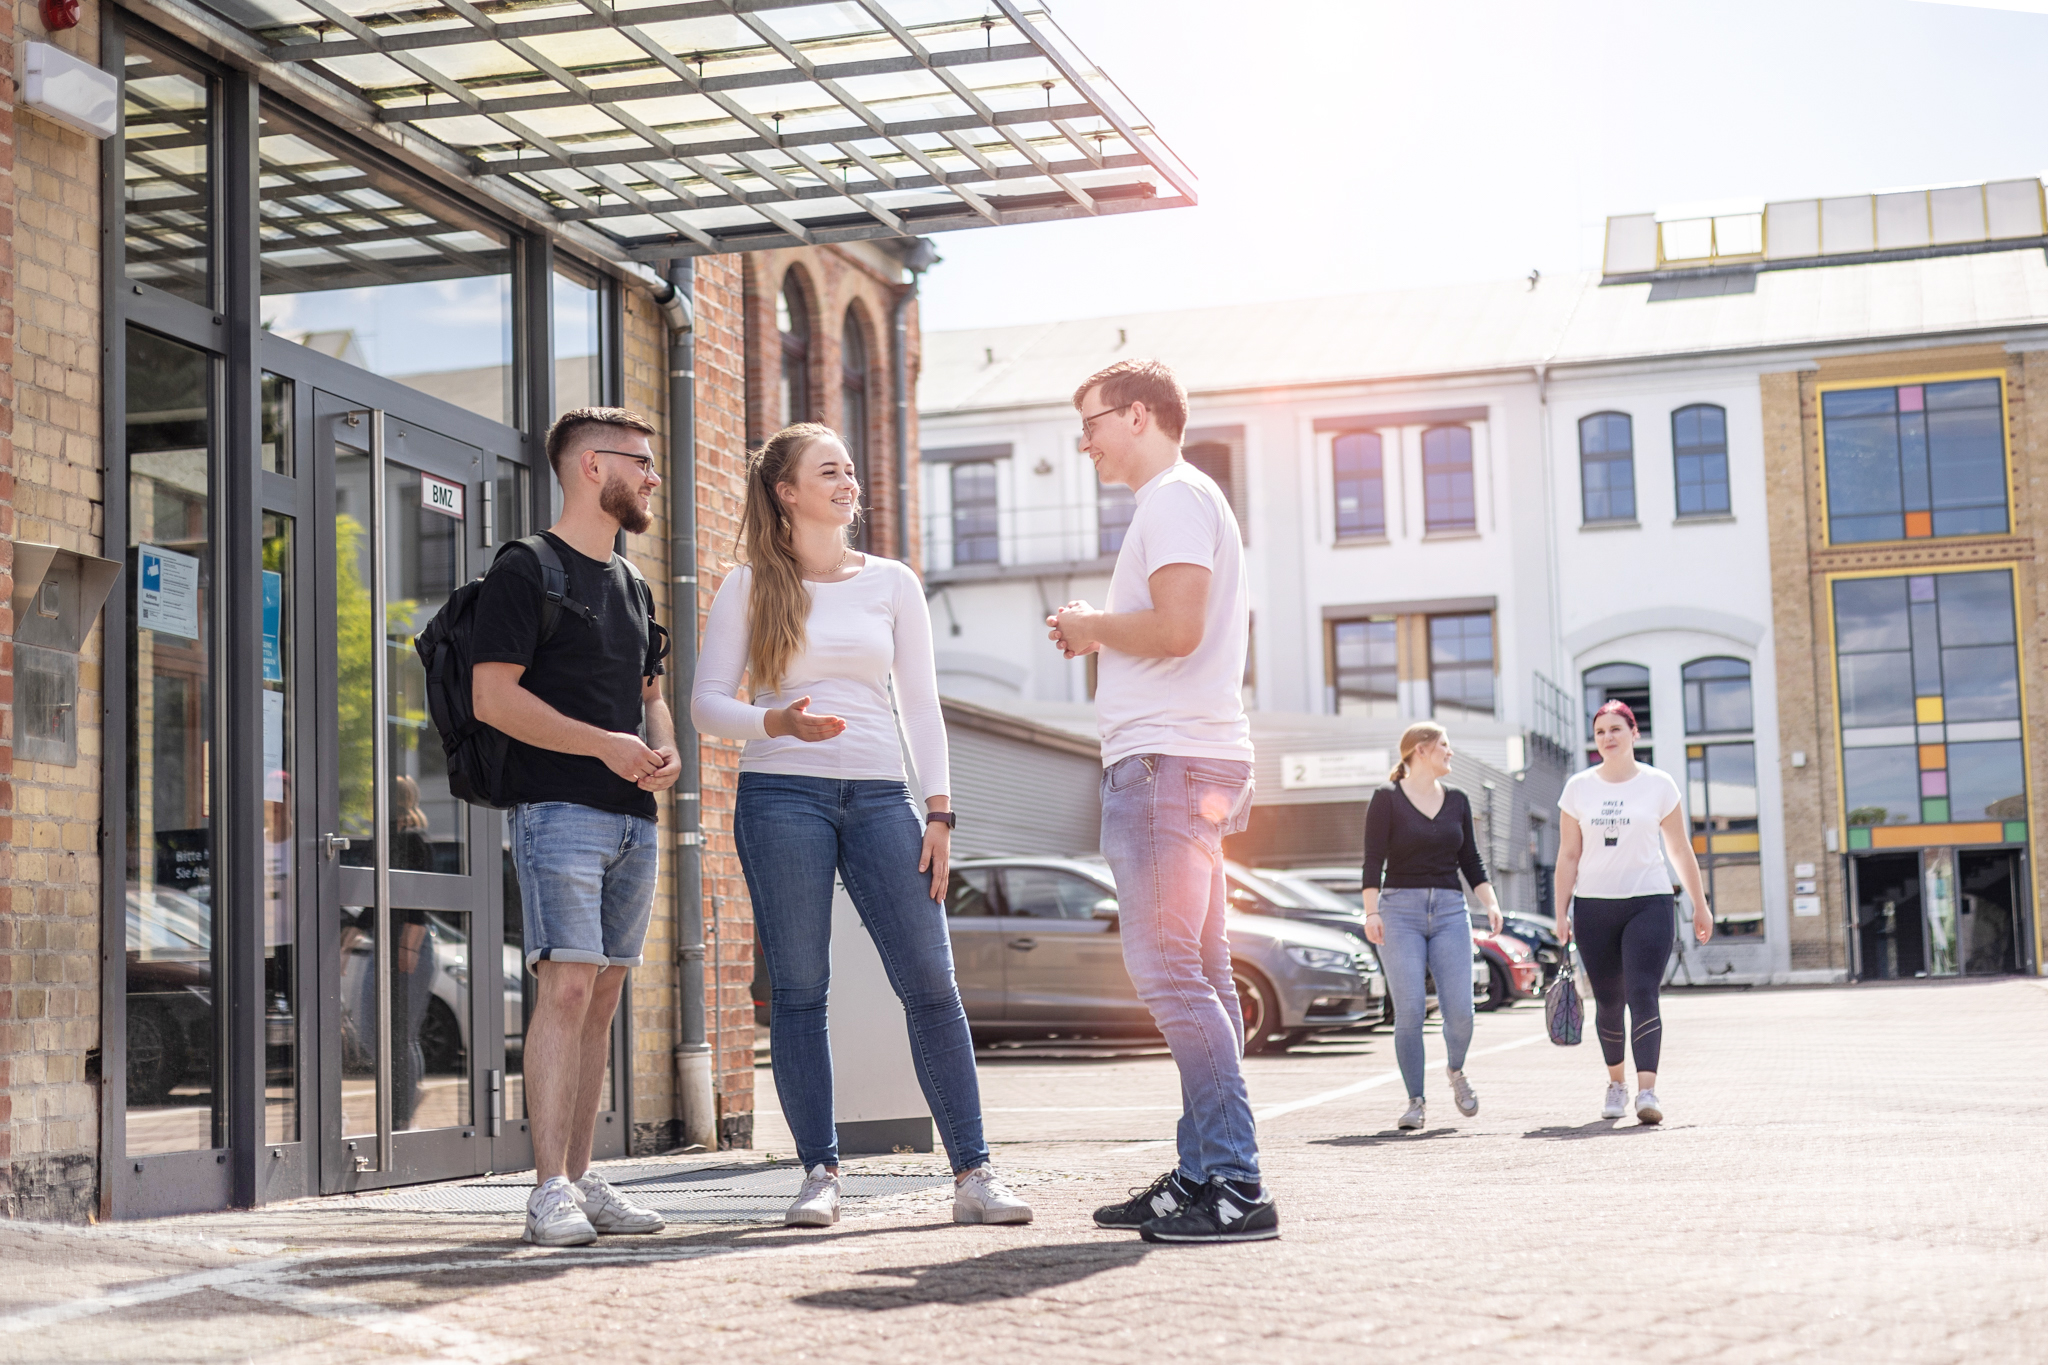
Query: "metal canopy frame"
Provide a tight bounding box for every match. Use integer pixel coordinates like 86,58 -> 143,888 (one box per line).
157,0 -> 1196,262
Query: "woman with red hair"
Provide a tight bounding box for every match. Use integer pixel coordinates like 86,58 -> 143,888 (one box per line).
1554,700 -> 1712,1125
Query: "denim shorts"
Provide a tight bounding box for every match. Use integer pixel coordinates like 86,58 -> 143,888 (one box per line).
509,801 -> 660,973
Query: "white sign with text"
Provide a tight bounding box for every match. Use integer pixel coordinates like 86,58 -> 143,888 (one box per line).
1281,750 -> 1391,790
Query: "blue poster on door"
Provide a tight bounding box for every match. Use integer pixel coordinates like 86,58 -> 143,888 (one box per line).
261,570 -> 283,682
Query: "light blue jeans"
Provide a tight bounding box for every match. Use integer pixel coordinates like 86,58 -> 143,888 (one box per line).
1376,886 -> 1476,1101
1100,753 -> 1260,1186
734,774 -> 990,1175
509,802 -> 660,972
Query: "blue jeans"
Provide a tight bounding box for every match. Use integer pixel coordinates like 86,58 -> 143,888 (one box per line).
509,803 -> 661,972
733,774 -> 989,1175
1100,753 -> 1260,1186
1377,886 -> 1476,1101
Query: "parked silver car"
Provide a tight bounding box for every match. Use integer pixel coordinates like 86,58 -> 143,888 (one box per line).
945,856 -> 1383,1053
1285,865 -> 1490,1010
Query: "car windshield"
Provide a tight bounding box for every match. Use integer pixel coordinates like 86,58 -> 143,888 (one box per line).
1226,863 -> 1351,913
1250,868 -> 1365,914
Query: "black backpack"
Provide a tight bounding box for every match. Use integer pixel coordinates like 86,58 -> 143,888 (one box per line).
415,535 -> 669,810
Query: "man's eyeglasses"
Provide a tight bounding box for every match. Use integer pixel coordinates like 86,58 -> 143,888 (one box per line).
1078,404 -> 1131,440
594,449 -> 656,476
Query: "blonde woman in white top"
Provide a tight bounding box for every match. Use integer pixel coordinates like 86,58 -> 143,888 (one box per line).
1554,700 -> 1712,1125
692,423 -> 1029,1228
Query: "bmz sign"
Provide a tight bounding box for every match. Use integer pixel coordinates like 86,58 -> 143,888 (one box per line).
420,472 -> 465,520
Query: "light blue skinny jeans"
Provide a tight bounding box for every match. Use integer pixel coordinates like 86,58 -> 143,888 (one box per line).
733,773 -> 990,1175
1376,886 -> 1477,1102
1100,753 -> 1260,1186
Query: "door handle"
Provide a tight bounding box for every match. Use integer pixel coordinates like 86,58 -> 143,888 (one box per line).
321,834 -> 353,861
1006,938 -> 1036,951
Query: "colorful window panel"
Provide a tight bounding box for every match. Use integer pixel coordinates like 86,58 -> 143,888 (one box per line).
1688,742 -> 1762,938
1834,569 -> 2027,850
1821,378 -> 2006,544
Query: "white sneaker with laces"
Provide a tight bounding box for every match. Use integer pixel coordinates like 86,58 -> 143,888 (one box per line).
1397,1096 -> 1425,1130
525,1176 -> 597,1247
1448,1069 -> 1479,1117
1602,1082 -> 1628,1120
953,1166 -> 1033,1225
1635,1089 -> 1663,1124
574,1171 -> 665,1234
785,1164 -> 841,1227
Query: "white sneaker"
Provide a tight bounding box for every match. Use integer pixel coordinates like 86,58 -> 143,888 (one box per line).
1601,1082 -> 1628,1120
525,1176 -> 597,1246
574,1171 -> 665,1234
785,1164 -> 841,1227
1635,1089 -> 1663,1125
953,1166 -> 1033,1225
1397,1096 -> 1425,1130
1448,1069 -> 1479,1117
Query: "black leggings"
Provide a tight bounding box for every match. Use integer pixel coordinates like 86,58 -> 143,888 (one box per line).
1573,894 -> 1673,1074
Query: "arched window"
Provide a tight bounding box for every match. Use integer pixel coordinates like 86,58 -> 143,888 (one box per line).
1672,404 -> 1730,517
1579,412 -> 1636,523
841,308 -> 871,549
777,273 -> 811,427
1332,430 -> 1384,538
1682,656 -> 1752,734
1421,425 -> 1475,532
1582,661 -> 1651,761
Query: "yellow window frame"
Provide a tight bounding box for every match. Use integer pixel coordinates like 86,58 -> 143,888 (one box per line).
1812,368 -> 2015,549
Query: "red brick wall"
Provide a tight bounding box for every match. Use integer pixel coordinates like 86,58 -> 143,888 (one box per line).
741,244 -> 920,565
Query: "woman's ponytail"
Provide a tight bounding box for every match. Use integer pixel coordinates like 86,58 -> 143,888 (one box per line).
1390,721 -> 1448,783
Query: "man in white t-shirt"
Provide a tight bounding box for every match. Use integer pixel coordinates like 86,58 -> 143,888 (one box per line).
1046,359 -> 1275,1244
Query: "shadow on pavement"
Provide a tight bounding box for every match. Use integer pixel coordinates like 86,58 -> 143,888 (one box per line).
1311,1128 -> 1476,1148
792,1240 -> 1151,1311
1519,1119 -> 1657,1140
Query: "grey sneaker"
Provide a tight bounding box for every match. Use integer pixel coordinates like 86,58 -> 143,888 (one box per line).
574,1171 -> 665,1234
785,1164 -> 840,1227
1448,1069 -> 1479,1117
524,1176 -> 597,1247
1635,1089 -> 1663,1125
1602,1082 -> 1629,1120
953,1166 -> 1033,1225
1397,1096 -> 1426,1130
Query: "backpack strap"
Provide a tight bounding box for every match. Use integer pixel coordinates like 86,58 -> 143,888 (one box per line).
492,534 -> 597,645
611,554 -> 671,680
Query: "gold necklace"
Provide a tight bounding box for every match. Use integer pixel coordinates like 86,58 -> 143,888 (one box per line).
802,545 -> 850,579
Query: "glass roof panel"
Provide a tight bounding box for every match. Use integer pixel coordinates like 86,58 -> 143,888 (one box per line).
189,0 -> 1194,259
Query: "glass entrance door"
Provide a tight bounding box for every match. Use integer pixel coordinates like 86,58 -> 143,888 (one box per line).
314,392 -> 498,1190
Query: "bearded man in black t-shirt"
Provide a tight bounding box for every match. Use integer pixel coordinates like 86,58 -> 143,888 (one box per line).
472,406 -> 678,1246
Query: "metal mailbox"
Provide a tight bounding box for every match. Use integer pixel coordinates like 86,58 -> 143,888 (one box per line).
11,543 -> 121,766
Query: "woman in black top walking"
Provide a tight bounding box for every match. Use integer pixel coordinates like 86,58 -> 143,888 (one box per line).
1361,722 -> 1503,1131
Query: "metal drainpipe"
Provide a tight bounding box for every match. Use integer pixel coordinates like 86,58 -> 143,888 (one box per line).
659,258 -> 716,1151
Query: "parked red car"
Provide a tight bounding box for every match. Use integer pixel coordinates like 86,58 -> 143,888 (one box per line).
1473,928 -> 1541,1011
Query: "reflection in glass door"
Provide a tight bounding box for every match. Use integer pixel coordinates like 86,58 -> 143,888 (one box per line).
320,399 -> 489,1188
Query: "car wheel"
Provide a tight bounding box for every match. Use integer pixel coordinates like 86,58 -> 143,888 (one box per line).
1234,964 -> 1285,1054
1481,961 -> 1509,1012
420,997 -> 464,1074
127,1005 -> 181,1107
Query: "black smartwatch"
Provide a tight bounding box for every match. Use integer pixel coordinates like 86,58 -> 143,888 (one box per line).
925,811 -> 956,829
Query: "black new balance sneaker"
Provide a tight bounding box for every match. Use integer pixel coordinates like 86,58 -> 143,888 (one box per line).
1093,1170 -> 1196,1230
1138,1177 -> 1279,1244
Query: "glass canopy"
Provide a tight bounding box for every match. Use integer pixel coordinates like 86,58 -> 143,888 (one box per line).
187,0 -> 1196,260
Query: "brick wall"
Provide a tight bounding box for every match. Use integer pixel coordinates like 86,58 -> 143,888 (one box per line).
741,244 -> 919,564
1763,342 -> 2045,975
621,255 -> 756,1155
2,0 -> 106,1220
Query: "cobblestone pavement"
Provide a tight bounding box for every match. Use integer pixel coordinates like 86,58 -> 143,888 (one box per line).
6,979 -> 2048,1364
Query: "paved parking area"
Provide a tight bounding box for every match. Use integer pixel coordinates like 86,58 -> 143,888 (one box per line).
6,979 -> 2048,1363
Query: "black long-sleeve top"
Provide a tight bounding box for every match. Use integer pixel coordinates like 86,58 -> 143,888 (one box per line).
1360,782 -> 1490,892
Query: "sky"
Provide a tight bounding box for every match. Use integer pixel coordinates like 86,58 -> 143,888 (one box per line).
916,0 -> 2048,333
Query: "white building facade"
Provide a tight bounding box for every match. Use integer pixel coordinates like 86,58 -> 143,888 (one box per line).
918,189 -> 2048,984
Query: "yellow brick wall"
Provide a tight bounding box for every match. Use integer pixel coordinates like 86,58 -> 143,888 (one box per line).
2,0 -> 106,1221
1763,342 -> 2046,975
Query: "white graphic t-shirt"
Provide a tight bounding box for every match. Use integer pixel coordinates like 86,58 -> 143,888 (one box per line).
1559,765 -> 1683,899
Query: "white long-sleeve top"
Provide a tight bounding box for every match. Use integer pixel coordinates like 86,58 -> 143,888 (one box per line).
690,557 -> 950,797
